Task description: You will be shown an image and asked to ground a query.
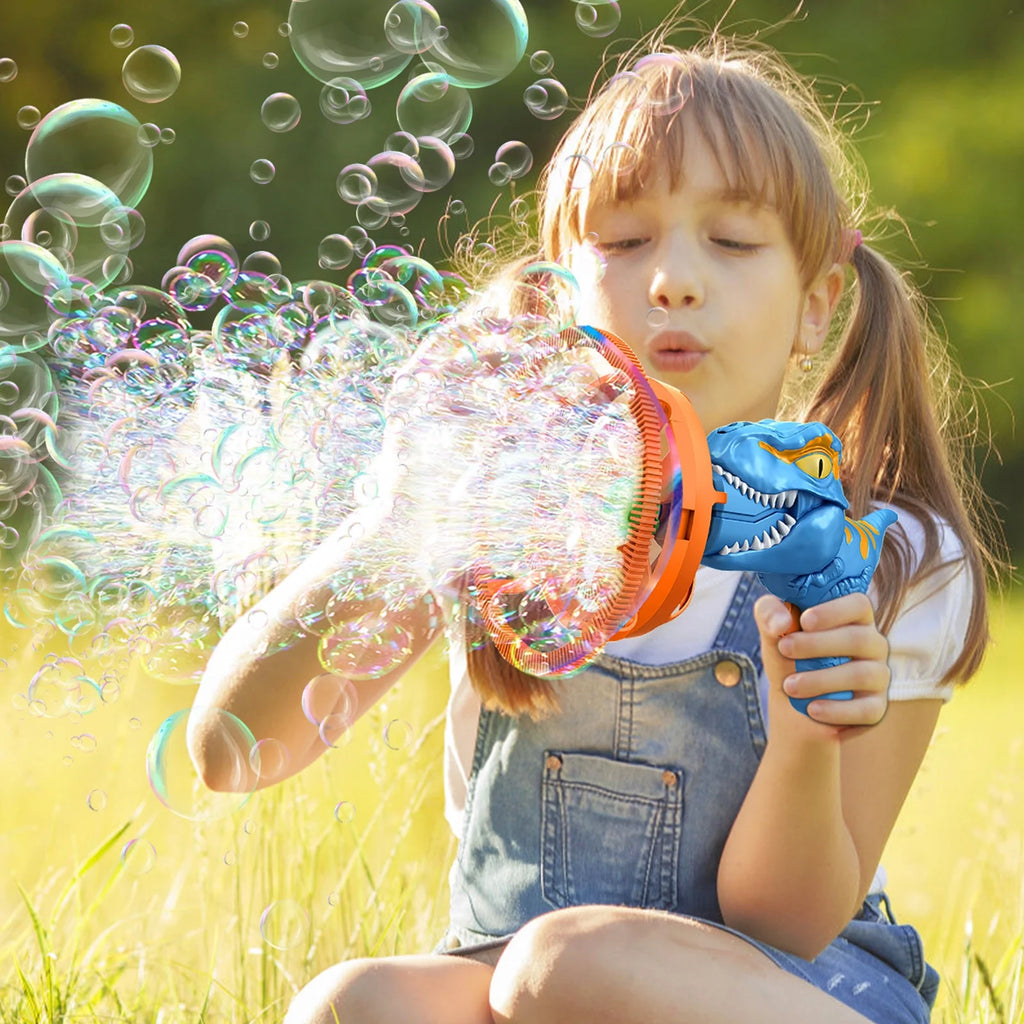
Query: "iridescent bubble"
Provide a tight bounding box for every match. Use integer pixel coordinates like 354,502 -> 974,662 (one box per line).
159,127 -> 175,144
288,0 -> 413,88
488,162 -> 511,186
262,52 -> 280,69
384,0 -> 443,54
249,220 -> 271,242
426,0 -> 528,88
249,737 -> 290,782
413,136 -> 455,191
26,99 -> 154,208
260,92 -> 301,132
336,163 -> 377,203
366,150 -> 425,214
4,175 -> 25,197
383,718 -> 413,750
250,159 -> 276,185
317,609 -> 415,680
524,77 -> 568,120
318,234 -> 354,270
260,900 -> 308,950
0,242 -> 69,340
233,21 -> 250,38
599,140 -> 640,176
110,24 -> 134,48
509,196 -> 530,222
449,131 -> 474,160
278,21 -> 291,37
646,306 -> 669,329
120,838 -> 157,874
87,788 -> 107,811
137,123 -> 161,147
319,77 -> 371,125
333,800 -> 355,823
301,672 -> 358,725
0,59 -> 17,83
17,107 -> 41,130
449,198 -> 466,215
562,152 -> 594,190
573,0 -> 621,37
121,45 -> 182,104
146,707 -> 258,820
396,72 -> 472,140
494,140 -> 532,180
529,50 -> 554,73
4,173 -> 131,286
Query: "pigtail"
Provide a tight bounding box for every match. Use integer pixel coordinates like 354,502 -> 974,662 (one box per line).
806,243 -> 1002,683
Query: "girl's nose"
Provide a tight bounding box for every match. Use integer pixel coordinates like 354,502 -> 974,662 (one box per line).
648,242 -> 704,309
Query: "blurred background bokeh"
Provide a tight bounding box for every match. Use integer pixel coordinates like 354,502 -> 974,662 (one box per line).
1,1 -> 1021,1020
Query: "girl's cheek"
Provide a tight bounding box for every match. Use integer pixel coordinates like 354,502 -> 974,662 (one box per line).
567,240 -> 608,293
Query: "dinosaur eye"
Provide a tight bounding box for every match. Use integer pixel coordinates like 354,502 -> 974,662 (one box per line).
795,452 -> 834,479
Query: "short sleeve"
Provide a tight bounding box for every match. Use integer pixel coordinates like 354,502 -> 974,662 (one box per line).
872,506 -> 973,703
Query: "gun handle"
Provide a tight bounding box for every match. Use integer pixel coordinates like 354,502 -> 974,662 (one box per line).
783,602 -> 854,716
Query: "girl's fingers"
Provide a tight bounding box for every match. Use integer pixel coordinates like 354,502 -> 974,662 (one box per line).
777,623 -> 888,663
801,692 -> 889,727
783,658 -> 890,702
797,592 -> 876,631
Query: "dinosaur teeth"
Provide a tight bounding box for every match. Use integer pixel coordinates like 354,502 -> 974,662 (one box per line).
777,519 -> 792,537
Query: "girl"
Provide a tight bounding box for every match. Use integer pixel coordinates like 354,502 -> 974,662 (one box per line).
188,19 -> 1004,1024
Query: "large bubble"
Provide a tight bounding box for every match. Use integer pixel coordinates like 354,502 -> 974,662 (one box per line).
0,240 -> 72,339
395,72 -> 472,140
4,173 -> 132,287
25,99 -> 154,209
425,0 -> 528,88
288,1 -> 414,89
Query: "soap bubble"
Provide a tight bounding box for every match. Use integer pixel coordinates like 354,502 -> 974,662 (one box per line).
262,52 -> 280,69
396,72 -> 472,140
333,800 -> 355,823
87,788 -> 107,811
384,0 -> 443,54
573,0 -> 621,37
249,220 -> 271,242
494,140 -> 532,180
301,672 -> 358,726
337,163 -> 377,204
17,107 -> 41,130
529,50 -> 554,73
288,0 -> 413,89
524,77 -> 568,120
318,77 -> 371,125
110,24 -> 134,48
121,45 -> 182,104
120,838 -> 157,874
260,900 -> 308,949
0,59 -> 17,83
146,708 -> 258,820
383,718 -> 413,750
425,0 -> 528,88
26,99 -> 154,209
233,21 -> 250,39
250,159 -> 276,185
0,241 -> 71,338
260,92 -> 302,132
318,234 -> 354,270
137,123 -> 161,147
249,737 -> 291,782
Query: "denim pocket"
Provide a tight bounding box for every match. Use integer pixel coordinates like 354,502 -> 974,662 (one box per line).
540,750 -> 683,911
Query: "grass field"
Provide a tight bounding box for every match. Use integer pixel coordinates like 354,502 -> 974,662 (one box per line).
2,591 -> 1022,1022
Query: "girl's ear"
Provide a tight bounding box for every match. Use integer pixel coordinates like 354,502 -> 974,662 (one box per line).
796,263 -> 844,357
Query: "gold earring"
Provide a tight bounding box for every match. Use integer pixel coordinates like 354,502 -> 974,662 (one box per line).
800,354 -> 814,373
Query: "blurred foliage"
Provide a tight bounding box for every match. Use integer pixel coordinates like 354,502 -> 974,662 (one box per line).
0,0 -> 1021,560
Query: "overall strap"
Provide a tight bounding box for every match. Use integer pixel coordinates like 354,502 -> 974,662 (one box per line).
711,572 -> 769,677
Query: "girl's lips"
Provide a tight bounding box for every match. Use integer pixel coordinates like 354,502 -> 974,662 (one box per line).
648,349 -> 707,373
646,332 -> 710,374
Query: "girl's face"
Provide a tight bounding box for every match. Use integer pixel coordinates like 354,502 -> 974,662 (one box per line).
568,125 -> 839,433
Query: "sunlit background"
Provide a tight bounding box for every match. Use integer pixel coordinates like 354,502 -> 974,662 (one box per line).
1,1 -> 1021,1021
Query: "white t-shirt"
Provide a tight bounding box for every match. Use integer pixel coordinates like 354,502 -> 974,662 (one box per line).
442,507 -> 973,888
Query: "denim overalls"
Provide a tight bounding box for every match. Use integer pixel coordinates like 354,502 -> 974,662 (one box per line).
439,572 -> 940,1024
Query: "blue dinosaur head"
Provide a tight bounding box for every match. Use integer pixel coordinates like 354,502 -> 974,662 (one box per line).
701,420 -> 849,574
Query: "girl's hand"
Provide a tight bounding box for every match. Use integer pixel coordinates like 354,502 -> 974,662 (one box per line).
754,592 -> 890,734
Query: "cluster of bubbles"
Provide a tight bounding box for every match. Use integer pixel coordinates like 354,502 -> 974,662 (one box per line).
0,2 -> 658,830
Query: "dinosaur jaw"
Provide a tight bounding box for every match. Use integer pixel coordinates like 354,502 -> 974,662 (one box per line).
702,468 -> 847,573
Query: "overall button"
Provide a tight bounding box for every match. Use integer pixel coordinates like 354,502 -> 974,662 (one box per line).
545,754 -> 563,771
662,769 -> 678,787
714,659 -> 741,687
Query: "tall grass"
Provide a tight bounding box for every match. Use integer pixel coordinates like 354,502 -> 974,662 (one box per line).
2,594 -> 1023,1022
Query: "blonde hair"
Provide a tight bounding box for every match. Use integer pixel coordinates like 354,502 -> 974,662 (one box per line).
461,24 -> 1009,718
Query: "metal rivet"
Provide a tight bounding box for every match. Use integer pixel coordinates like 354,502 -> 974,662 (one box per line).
662,769 -> 678,787
714,659 -> 741,687
545,754 -> 563,772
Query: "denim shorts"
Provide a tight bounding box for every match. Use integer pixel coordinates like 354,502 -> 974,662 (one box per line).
439,892 -> 938,1024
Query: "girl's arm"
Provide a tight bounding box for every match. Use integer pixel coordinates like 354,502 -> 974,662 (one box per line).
187,516 -> 443,794
716,592 -> 941,960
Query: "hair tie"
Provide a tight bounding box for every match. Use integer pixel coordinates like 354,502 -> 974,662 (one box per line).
839,227 -> 863,264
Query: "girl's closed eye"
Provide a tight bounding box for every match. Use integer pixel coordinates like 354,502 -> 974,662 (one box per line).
710,235 -> 762,252
597,236 -> 648,254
